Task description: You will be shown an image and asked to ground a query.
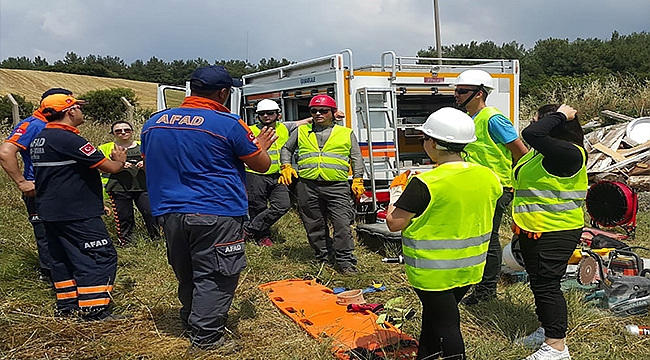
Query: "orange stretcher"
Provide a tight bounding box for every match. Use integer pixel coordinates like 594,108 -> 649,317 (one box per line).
259,279 -> 418,360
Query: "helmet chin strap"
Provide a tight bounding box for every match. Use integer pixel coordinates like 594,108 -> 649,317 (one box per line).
457,87 -> 482,109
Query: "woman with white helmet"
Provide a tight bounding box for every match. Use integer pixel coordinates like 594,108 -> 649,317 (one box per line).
386,107 -> 502,360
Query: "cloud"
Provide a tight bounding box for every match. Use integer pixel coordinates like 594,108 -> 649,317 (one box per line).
1,0 -> 648,67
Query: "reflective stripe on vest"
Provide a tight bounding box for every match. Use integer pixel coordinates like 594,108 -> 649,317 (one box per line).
297,124 -> 352,181
512,147 -> 588,232
401,162 -> 502,291
462,107 -> 513,188
246,122 -> 289,175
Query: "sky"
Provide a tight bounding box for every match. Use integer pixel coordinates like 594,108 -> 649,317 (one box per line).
1,0 -> 649,67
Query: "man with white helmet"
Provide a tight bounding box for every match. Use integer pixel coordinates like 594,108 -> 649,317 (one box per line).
280,94 -> 365,274
386,107 -> 502,359
244,99 -> 310,246
453,69 -> 528,305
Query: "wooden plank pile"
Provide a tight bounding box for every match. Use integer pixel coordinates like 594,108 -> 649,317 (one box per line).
584,111 -> 650,191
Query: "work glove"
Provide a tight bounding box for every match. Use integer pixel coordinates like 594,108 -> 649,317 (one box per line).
351,178 -> 365,199
389,170 -> 411,205
278,164 -> 297,185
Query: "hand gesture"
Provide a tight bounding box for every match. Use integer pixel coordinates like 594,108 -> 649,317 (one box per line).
110,145 -> 127,164
256,126 -> 278,151
334,110 -> 345,120
557,104 -> 577,121
136,160 -> 144,169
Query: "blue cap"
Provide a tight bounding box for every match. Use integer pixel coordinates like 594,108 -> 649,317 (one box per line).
190,65 -> 243,90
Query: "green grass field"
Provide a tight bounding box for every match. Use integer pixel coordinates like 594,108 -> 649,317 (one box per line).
1,75 -> 650,359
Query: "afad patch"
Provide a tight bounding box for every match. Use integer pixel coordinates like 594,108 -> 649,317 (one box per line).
14,128 -> 25,136
247,132 -> 256,142
79,142 -> 97,156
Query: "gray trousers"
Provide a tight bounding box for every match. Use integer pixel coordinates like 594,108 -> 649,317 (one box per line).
159,213 -> 246,347
296,179 -> 357,269
245,172 -> 290,240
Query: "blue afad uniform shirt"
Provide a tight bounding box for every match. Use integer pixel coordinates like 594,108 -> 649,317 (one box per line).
485,113 -> 519,145
5,113 -> 49,181
30,123 -> 108,222
141,103 -> 260,217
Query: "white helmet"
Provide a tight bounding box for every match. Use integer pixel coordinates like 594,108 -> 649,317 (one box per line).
416,107 -> 477,144
503,236 -> 525,271
256,99 -> 281,113
454,69 -> 494,92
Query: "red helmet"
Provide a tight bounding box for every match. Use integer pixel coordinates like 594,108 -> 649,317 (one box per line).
309,94 -> 337,109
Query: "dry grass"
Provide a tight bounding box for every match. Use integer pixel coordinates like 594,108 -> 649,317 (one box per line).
520,75 -> 650,125
1,74 -> 650,360
0,69 -> 160,110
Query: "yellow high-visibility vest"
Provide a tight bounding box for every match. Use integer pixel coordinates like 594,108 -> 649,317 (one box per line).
296,124 -> 352,181
512,146 -> 587,232
463,107 -> 513,188
401,162 -> 502,291
246,122 -> 289,175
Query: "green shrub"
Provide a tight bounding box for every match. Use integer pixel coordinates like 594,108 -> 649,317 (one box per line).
79,88 -> 138,124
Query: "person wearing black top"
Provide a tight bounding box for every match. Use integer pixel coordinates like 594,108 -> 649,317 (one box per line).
513,104 -> 587,360
32,93 -> 127,321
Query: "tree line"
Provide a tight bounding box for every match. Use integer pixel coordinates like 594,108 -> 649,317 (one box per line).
0,54 -> 292,86
1,31 -> 648,101
418,31 -> 650,96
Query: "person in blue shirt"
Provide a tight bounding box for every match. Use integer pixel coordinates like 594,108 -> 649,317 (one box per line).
141,65 -> 276,350
452,69 -> 528,306
0,88 -> 75,283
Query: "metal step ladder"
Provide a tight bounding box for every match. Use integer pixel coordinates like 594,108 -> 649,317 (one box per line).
355,87 -> 401,215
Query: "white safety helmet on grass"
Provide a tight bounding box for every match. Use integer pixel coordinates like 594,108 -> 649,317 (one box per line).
454,69 -> 494,93
416,107 -> 477,144
503,236 -> 526,271
256,99 -> 281,113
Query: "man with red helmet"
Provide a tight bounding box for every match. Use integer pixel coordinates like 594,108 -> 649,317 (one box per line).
280,94 -> 365,274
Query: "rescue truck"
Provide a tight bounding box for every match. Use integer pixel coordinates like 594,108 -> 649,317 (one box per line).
157,49 -> 521,214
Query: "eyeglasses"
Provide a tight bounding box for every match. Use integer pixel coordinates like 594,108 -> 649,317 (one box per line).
418,135 -> 433,146
310,108 -> 331,115
113,129 -> 133,134
257,111 -> 278,116
454,88 -> 477,95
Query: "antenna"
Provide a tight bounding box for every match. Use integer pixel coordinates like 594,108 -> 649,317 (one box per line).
246,31 -> 249,63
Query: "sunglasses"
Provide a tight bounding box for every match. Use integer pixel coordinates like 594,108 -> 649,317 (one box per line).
113,129 -> 133,134
310,108 -> 331,115
257,111 -> 278,116
454,88 -> 478,95
418,135 -> 433,146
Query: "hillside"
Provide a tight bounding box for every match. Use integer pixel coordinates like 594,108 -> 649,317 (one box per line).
0,69 -> 160,110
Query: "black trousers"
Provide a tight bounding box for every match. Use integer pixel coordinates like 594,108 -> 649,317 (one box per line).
23,195 -> 51,273
415,286 -> 470,360
159,213 -> 246,347
245,172 -> 290,240
295,179 -> 357,269
474,190 -> 513,295
45,217 -> 117,314
518,228 -> 581,339
107,191 -> 159,246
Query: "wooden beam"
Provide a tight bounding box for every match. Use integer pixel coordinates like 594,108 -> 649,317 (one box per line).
617,140 -> 650,156
593,142 -> 626,162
